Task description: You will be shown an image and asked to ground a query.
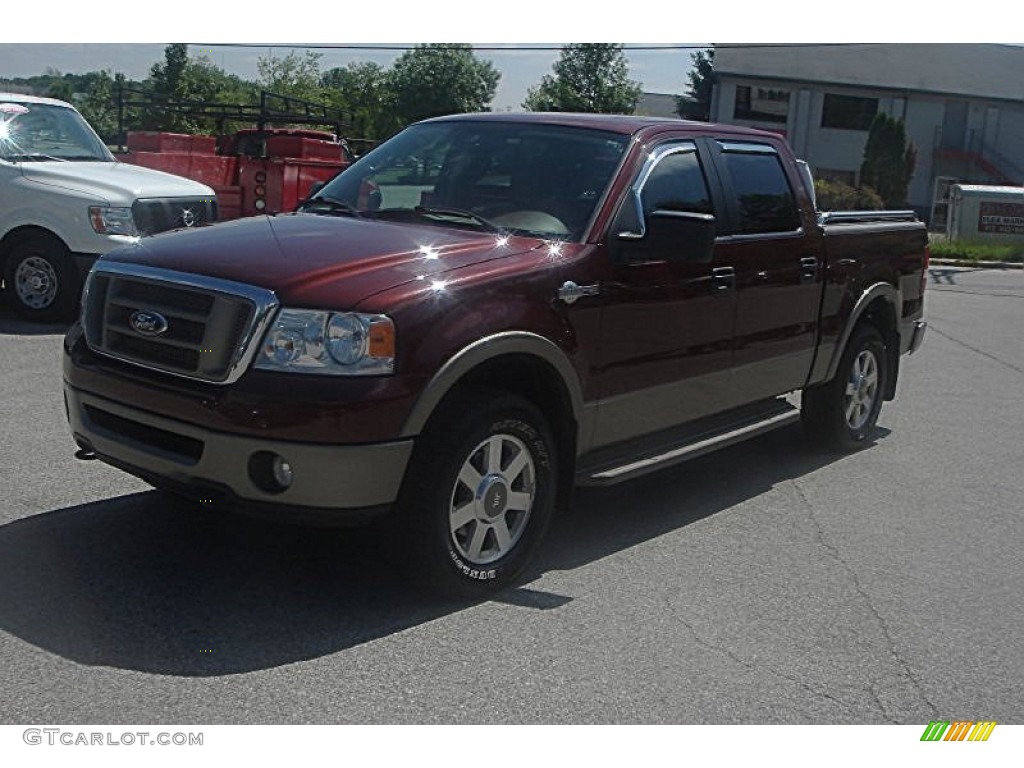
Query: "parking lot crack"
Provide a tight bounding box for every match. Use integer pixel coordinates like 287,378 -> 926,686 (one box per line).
929,323 -> 1024,375
660,595 -> 868,720
787,477 -> 940,719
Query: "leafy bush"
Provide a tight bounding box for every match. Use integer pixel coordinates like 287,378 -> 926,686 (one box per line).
929,240 -> 1024,263
813,179 -> 884,211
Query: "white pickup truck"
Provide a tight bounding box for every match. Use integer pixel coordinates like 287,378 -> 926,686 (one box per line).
0,93 -> 217,321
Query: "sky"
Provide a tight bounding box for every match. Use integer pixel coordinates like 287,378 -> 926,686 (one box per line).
0,6 -> 1012,111
0,43 -> 702,111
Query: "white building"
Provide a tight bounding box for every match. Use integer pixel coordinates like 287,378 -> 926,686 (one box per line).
709,44 -> 1024,225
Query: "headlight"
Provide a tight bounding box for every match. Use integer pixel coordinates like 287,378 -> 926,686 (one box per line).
88,206 -> 137,236
254,308 -> 395,376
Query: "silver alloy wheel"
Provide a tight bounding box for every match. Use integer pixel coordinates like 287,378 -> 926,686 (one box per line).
14,255 -> 59,310
449,433 -> 536,566
844,349 -> 879,431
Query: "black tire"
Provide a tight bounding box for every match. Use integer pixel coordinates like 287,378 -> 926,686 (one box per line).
803,324 -> 888,452
3,233 -> 81,322
386,389 -> 559,599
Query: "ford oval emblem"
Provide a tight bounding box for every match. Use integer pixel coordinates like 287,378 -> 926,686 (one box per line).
129,310 -> 169,337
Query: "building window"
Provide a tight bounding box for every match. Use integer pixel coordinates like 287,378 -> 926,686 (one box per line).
734,85 -> 790,124
821,94 -> 878,130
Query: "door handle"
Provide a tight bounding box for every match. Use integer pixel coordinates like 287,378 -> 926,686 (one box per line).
711,266 -> 735,295
800,256 -> 819,283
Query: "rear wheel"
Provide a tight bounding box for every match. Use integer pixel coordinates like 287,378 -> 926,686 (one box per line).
3,233 -> 81,322
803,324 -> 888,451
387,390 -> 558,599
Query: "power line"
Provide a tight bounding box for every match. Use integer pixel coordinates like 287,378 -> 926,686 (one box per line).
192,44 -> 707,52
189,43 -> 858,53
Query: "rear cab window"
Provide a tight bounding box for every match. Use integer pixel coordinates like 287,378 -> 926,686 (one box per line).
716,141 -> 802,235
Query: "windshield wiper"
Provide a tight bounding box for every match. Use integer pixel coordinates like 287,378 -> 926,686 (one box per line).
298,195 -> 363,217
413,206 -> 505,234
5,152 -> 69,162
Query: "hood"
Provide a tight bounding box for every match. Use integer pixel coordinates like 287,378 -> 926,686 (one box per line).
22,160 -> 213,203
101,213 -> 545,309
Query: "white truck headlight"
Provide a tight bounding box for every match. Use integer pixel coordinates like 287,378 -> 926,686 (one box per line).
88,206 -> 137,236
255,309 -> 395,376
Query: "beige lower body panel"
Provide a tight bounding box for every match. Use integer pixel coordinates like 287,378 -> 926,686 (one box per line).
66,386 -> 413,511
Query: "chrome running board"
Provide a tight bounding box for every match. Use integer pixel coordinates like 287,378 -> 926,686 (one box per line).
578,399 -> 800,486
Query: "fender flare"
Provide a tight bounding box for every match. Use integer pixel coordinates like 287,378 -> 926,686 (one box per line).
823,281 -> 900,382
400,331 -> 585,439
0,225 -> 69,263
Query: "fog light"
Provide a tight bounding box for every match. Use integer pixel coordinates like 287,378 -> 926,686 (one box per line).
272,456 -> 293,488
248,451 -> 293,494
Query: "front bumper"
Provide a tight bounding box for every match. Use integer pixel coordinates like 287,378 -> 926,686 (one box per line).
66,385 -> 413,521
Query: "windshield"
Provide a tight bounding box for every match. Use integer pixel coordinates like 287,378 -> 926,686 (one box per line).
0,101 -> 113,162
314,121 -> 629,240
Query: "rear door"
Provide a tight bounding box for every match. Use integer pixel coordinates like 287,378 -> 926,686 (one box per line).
707,140 -> 823,402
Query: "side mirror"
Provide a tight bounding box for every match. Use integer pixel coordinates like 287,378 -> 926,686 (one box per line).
619,210 -> 716,264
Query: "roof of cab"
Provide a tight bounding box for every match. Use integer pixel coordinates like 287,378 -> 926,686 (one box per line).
418,111 -> 783,140
0,92 -> 75,108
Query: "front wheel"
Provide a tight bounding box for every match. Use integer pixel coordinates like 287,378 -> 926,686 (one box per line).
387,390 -> 559,599
803,324 -> 888,451
3,234 -> 81,322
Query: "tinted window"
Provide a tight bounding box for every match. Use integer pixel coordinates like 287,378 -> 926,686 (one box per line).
720,148 -> 801,234
641,150 -> 712,217
320,121 -> 629,240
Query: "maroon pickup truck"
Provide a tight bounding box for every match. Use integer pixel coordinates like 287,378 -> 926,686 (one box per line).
63,113 -> 928,597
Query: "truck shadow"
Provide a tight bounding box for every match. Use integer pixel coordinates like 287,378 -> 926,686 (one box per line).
930,268 -> 961,285
0,425 -> 888,677
0,301 -> 72,336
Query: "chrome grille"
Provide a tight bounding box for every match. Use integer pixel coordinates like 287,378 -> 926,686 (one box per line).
83,263 -> 278,384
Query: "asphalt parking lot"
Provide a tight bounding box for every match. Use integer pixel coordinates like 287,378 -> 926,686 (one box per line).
0,266 -> 1021,724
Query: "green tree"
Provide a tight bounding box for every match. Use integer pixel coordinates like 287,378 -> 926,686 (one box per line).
860,113 -> 917,208
387,44 -> 499,125
74,70 -> 120,144
523,43 -> 641,114
4,69 -> 69,97
147,43 -> 189,111
257,50 -> 325,104
677,48 -> 714,121
45,75 -> 74,102
321,61 -> 398,140
138,44 -> 259,134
